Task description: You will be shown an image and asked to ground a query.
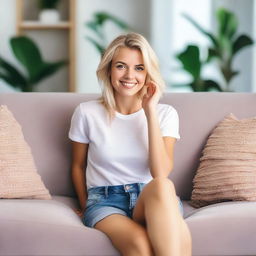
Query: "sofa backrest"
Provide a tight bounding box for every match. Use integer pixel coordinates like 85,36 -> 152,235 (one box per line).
1,92 -> 256,200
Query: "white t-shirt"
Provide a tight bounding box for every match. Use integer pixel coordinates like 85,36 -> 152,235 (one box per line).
69,100 -> 180,189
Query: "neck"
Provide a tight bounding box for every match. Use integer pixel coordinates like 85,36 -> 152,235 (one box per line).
114,94 -> 142,115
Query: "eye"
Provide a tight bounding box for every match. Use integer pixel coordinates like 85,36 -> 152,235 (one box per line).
116,64 -> 126,69
135,66 -> 144,71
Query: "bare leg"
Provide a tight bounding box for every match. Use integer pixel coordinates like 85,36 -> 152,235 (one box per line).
133,177 -> 192,256
95,214 -> 154,256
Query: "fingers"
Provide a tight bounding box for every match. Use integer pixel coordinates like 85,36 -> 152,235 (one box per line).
145,82 -> 156,97
74,208 -> 83,217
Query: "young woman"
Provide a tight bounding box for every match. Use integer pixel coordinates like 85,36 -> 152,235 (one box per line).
69,32 -> 192,256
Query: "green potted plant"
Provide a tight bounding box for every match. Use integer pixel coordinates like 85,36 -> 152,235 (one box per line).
181,8 -> 254,91
38,0 -> 61,24
85,12 -> 130,55
176,45 -> 222,92
0,36 -> 66,92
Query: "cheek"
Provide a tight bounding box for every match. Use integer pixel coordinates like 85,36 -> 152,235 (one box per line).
138,73 -> 147,84
111,69 -> 123,81
110,71 -> 119,85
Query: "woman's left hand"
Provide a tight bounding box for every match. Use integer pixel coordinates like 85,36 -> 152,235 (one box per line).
142,81 -> 161,114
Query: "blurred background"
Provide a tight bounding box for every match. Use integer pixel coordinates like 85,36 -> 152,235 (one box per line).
0,0 -> 255,93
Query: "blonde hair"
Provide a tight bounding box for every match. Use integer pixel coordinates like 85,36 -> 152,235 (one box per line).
97,32 -> 165,122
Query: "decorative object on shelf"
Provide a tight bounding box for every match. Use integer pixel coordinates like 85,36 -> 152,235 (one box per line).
85,12 -> 130,55
38,0 -> 61,24
176,8 -> 254,92
0,36 -> 66,92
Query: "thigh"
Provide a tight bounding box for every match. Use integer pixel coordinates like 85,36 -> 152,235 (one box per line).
95,214 -> 151,254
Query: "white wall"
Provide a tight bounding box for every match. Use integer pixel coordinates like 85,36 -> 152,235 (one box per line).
76,0 -> 151,93
0,0 -> 18,92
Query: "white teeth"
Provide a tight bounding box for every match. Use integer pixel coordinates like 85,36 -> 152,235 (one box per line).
121,81 -> 136,88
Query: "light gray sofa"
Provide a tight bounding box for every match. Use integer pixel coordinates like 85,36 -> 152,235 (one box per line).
0,92 -> 256,256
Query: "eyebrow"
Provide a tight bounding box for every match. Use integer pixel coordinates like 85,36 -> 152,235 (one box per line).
114,61 -> 144,67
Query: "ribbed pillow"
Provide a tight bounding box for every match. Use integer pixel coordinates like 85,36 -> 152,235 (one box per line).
0,105 -> 51,199
191,113 -> 256,208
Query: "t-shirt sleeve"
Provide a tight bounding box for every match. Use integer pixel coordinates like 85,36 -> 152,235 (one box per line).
68,104 -> 90,143
160,106 -> 180,140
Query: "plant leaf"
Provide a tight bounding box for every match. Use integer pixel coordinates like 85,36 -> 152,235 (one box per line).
176,45 -> 201,80
85,36 -> 105,55
219,35 -> 232,60
217,8 -> 238,40
232,34 -> 254,55
206,48 -> 220,62
0,56 -> 27,88
95,12 -> 129,29
10,36 -> 43,81
85,20 -> 104,40
30,60 -> 67,84
204,79 -> 223,91
182,13 -> 219,48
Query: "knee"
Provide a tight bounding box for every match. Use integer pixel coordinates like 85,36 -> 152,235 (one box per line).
147,177 -> 177,200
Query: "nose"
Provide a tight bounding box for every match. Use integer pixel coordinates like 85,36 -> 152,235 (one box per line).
124,67 -> 135,79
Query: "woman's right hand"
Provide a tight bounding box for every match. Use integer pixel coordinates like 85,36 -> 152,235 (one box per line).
74,208 -> 84,218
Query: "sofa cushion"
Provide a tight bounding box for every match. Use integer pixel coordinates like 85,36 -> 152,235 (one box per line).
0,196 -> 81,227
0,196 -> 119,256
0,105 -> 51,199
191,113 -> 256,208
186,201 -> 256,255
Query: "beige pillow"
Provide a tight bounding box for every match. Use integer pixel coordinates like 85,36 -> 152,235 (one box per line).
0,105 -> 51,199
190,113 -> 256,208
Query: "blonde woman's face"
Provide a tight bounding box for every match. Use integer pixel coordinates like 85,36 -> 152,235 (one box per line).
110,47 -> 147,98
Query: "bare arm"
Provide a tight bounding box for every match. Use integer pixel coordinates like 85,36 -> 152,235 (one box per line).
71,141 -> 89,211
142,81 -> 177,178
146,109 -> 176,178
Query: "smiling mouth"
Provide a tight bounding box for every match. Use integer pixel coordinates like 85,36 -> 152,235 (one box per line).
120,81 -> 137,89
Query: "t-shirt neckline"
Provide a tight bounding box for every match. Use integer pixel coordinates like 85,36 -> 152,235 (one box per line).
115,108 -> 144,119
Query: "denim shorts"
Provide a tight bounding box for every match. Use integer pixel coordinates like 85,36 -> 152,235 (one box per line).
82,182 -> 184,228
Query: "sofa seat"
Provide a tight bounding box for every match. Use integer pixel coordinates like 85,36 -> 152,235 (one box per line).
2,195 -> 255,256
0,196 -> 119,256
186,201 -> 256,256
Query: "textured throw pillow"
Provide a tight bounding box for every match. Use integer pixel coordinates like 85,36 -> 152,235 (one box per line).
0,105 -> 51,199
190,113 -> 256,208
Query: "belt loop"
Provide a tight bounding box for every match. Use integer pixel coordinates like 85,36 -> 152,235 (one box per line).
105,186 -> 108,198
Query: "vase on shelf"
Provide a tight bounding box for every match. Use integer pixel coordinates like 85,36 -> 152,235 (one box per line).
38,0 -> 61,24
39,9 -> 60,24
